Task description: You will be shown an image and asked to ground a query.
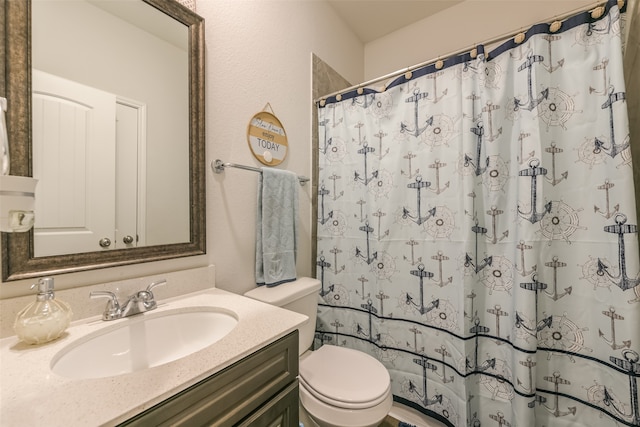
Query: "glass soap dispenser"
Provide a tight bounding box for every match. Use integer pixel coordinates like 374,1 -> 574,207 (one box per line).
14,277 -> 72,345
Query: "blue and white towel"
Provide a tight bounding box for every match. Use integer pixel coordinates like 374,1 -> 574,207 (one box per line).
255,167 -> 298,287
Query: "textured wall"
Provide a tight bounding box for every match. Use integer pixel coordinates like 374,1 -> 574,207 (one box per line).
364,1 -> 594,81
311,54 -> 352,278
0,0 -> 363,298
201,0 -> 363,295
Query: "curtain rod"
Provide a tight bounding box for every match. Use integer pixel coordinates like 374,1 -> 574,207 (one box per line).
315,0 -> 616,104
211,159 -> 310,185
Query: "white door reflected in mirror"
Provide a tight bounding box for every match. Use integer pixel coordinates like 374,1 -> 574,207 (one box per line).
33,70 -> 118,256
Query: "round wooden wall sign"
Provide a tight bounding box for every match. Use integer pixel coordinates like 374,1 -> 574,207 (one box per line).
247,110 -> 288,166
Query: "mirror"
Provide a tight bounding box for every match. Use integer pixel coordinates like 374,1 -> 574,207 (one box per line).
1,0 -> 206,281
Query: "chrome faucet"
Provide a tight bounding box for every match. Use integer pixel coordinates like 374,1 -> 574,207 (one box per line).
90,280 -> 167,321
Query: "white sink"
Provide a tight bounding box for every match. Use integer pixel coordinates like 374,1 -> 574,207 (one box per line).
50,307 -> 238,380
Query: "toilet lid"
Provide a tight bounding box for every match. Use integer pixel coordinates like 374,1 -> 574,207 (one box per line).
299,345 -> 390,409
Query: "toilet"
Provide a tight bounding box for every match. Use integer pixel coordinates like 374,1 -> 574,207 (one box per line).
244,277 -> 392,427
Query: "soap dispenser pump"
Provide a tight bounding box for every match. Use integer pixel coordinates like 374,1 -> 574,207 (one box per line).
14,277 -> 72,345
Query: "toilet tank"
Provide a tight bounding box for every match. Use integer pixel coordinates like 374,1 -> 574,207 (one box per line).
244,278 -> 321,355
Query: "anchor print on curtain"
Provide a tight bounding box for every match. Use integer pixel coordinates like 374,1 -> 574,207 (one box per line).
315,1 -> 639,426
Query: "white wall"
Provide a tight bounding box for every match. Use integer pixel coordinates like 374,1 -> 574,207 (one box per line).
7,0 -> 603,298
201,0 -> 363,295
365,0 -> 594,81
0,0 -> 362,299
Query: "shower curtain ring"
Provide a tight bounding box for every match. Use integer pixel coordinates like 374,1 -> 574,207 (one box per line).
591,5 -> 605,18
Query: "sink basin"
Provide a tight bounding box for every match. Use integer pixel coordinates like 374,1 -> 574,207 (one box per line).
51,307 -> 238,380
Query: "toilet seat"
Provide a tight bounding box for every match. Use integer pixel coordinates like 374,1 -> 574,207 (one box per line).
299,345 -> 391,410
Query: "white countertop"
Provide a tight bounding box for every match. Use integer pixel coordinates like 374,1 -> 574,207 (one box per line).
0,288 -> 307,427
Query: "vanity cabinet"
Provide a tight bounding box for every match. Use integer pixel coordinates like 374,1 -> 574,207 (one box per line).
119,331 -> 299,427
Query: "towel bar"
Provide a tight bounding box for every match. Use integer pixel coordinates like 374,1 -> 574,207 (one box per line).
211,159 -> 310,186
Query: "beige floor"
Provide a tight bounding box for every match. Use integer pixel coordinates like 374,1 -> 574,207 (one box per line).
379,415 -> 403,427
300,410 -> 404,427
298,401 -> 446,427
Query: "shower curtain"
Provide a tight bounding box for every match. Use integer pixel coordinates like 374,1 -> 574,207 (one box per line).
315,1 -> 639,426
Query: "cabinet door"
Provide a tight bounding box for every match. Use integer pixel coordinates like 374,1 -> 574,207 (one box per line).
237,381 -> 299,427
119,331 -> 298,427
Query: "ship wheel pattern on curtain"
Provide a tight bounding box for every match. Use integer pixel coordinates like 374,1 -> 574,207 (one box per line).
316,1 -> 639,426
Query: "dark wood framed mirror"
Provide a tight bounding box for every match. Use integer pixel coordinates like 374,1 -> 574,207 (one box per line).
1,0 -> 205,281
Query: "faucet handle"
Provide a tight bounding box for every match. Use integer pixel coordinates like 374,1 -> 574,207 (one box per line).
146,279 -> 167,294
90,291 -> 121,321
136,280 -> 166,311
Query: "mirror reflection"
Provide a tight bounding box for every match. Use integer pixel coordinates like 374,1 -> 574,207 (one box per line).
32,0 -> 190,256
1,0 -> 205,282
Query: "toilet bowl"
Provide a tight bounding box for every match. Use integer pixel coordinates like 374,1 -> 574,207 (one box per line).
299,345 -> 392,427
243,278 -> 392,427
